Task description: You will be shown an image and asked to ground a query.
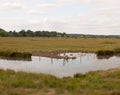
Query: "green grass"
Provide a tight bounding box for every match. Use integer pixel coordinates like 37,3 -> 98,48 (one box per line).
0,69 -> 120,95
0,37 -> 120,53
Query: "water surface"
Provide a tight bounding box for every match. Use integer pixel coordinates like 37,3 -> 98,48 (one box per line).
0,53 -> 120,78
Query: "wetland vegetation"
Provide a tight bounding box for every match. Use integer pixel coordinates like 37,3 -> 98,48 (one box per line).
0,37 -> 120,53
0,37 -> 120,95
0,68 -> 120,95
0,51 -> 31,60
0,37 -> 120,59
96,48 -> 120,59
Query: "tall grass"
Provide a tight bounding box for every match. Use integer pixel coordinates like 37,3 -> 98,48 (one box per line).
0,68 -> 120,95
114,48 -> 120,54
0,37 -> 120,53
0,51 -> 31,60
96,50 -> 114,56
96,48 -> 120,58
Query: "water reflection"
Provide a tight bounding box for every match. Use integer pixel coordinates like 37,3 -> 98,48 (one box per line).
0,52 -> 120,78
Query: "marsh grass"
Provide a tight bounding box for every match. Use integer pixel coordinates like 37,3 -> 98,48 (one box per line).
96,48 -> 120,58
0,37 -> 120,53
0,69 -> 120,95
0,51 -> 31,60
96,50 -> 114,56
114,48 -> 120,54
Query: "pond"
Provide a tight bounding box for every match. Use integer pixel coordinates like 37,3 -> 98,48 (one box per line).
0,52 -> 120,78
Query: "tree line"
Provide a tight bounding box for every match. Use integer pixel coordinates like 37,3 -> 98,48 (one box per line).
0,28 -> 68,37
0,28 -> 120,38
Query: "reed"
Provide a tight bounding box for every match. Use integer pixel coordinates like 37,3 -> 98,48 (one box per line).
0,51 -> 32,59
96,48 -> 120,58
96,50 -> 114,56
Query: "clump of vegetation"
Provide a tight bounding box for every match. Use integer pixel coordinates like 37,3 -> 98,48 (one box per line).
96,50 -> 114,56
97,48 -> 120,58
114,48 -> 120,54
74,73 -> 86,78
0,51 -> 32,59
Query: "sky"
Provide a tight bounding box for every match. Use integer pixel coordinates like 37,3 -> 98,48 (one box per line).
0,0 -> 120,35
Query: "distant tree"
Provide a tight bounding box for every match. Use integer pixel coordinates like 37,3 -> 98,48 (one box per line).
26,30 -> 34,37
19,30 -> 27,37
12,31 -> 19,37
0,28 -> 70,37
0,28 -> 9,37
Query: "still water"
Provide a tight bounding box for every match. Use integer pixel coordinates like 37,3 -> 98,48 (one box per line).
0,53 -> 120,78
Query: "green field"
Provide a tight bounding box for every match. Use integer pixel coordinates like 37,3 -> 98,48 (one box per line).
0,37 -> 120,95
0,37 -> 120,53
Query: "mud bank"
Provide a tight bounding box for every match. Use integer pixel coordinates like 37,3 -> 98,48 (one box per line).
32,51 -> 76,59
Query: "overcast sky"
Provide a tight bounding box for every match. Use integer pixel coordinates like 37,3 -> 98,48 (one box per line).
0,0 -> 120,35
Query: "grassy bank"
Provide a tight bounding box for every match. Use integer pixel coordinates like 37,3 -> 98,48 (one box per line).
0,69 -> 120,95
0,37 -> 120,53
0,51 -> 32,60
